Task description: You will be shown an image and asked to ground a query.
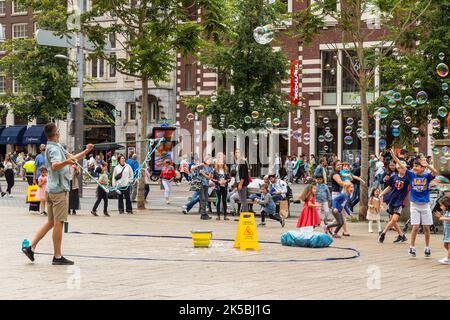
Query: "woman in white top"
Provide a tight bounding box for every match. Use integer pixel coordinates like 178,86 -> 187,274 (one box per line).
112,155 -> 134,214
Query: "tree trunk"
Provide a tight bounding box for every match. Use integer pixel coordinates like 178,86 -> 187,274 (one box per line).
137,77 -> 149,210
357,44 -> 369,221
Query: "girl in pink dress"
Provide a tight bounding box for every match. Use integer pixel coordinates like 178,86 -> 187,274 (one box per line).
36,166 -> 48,216
297,184 -> 322,228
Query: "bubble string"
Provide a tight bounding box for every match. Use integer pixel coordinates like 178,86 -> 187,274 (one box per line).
63,138 -> 165,193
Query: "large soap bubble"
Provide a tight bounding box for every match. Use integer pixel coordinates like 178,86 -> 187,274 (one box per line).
378,107 -> 389,119
253,25 -> 274,45
392,128 -> 400,137
416,91 -> 428,105
438,106 -> 448,117
344,136 -> 353,145
436,63 -> 449,78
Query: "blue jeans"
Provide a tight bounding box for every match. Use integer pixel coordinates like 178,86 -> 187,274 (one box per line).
186,191 -> 200,212
350,183 -> 360,210
271,194 -> 284,203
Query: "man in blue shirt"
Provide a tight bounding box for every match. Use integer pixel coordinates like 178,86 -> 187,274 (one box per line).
391,149 -> 437,258
22,123 -> 94,265
126,153 -> 139,201
379,163 -> 409,244
33,144 -> 46,184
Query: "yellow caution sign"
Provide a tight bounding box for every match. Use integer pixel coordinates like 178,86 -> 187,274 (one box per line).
234,212 -> 259,251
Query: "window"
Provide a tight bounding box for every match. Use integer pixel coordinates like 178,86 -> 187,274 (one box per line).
322,51 -> 337,105
341,51 -> 375,105
0,1 -> 6,15
0,24 -> 5,42
218,70 -> 230,91
13,80 -> 21,94
109,53 -> 116,78
91,57 -> 104,78
12,24 -> 28,39
184,63 -> 193,90
127,102 -> 136,122
315,110 -> 338,158
109,32 -> 116,49
12,1 -> 27,14
149,96 -> 159,122
0,76 -> 5,94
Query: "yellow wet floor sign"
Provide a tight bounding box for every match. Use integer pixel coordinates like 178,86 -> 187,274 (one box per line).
234,212 -> 259,251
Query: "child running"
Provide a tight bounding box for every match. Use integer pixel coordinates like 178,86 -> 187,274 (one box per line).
390,149 -> 437,257
91,162 -> 110,217
433,196 -> 450,265
36,166 -> 48,216
315,175 -> 332,225
256,184 -> 285,227
324,182 -> 354,238
378,162 -> 409,243
367,187 -> 381,233
297,184 -> 321,228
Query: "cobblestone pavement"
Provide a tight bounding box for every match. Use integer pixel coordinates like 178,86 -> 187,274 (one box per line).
0,179 -> 448,300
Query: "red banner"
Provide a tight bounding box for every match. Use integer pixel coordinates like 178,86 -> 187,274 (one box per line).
290,60 -> 300,105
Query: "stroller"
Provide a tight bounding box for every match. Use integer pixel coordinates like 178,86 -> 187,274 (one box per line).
402,186 -> 442,234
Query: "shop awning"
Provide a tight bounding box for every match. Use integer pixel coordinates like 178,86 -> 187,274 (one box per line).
0,125 -> 27,145
23,125 -> 47,145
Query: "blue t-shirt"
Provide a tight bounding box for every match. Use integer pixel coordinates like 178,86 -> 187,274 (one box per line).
332,192 -> 351,215
386,174 -> 409,208
34,153 -> 45,180
126,159 -> 139,174
406,170 -> 434,203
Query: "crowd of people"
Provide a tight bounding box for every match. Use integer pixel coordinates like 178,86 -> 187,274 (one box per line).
14,123 -> 450,265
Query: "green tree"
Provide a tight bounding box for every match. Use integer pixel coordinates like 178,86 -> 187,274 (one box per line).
184,0 -> 292,130
293,0 -> 433,220
370,0 -> 450,149
81,0 -> 228,210
0,38 -> 74,122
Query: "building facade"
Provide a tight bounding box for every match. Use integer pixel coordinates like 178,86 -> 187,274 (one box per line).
175,0 -> 431,170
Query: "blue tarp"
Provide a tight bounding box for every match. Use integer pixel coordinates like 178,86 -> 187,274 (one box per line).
23,125 -> 47,145
0,125 -> 27,145
281,230 -> 333,248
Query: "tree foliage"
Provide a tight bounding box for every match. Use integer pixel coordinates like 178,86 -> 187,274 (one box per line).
0,38 -> 74,121
185,0 -> 292,130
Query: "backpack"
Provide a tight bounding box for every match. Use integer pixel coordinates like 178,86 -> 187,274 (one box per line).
286,184 -> 293,199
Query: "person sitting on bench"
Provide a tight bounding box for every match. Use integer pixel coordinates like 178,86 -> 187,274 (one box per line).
269,174 -> 287,203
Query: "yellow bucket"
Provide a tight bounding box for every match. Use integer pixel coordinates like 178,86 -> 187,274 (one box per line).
191,230 -> 213,248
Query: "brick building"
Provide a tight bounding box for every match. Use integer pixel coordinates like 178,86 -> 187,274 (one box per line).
175,0 -> 431,172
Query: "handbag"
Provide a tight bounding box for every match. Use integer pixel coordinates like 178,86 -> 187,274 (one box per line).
114,165 -> 126,181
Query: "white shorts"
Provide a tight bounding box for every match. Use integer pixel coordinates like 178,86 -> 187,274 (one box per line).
410,202 -> 433,226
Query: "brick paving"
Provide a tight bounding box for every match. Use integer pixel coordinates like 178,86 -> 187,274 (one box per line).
0,180 -> 448,300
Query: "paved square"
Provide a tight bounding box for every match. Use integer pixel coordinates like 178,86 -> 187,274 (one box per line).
0,181 -> 448,300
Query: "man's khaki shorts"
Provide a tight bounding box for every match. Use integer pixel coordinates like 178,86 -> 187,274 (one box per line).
46,192 -> 69,222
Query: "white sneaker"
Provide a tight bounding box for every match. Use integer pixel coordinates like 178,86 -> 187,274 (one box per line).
8,194 -> 12,198
438,258 -> 450,265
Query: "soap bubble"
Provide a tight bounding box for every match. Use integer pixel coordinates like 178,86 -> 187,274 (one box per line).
292,131 -> 301,140
348,154 -> 354,161
438,106 -> 448,117
358,120 -> 363,127
347,118 -> 354,125
411,127 -> 419,135
253,25 -> 274,45
392,120 -> 401,128
324,132 -> 334,142
344,136 -> 353,145
385,90 -> 396,99
358,131 -> 367,139
410,100 -> 418,108
443,83 -> 449,91
405,116 -> 412,124
439,156 -> 448,164
436,63 -> 449,78
187,113 -> 195,121
196,104 -> 205,113
431,118 -> 441,128
250,100 -> 255,107
211,95 -> 217,103
388,99 -> 397,108
404,96 -> 414,105
251,111 -> 259,119
219,122 -> 224,128
413,80 -> 421,89
378,107 -> 389,119
318,135 -> 325,143
444,95 -> 449,103
379,139 -> 387,150
433,147 -> 441,155
323,117 -> 329,124
306,121 -> 311,128
272,118 -> 281,127
345,126 -> 353,134
244,115 -> 252,124
393,92 -> 402,101
392,128 -> 400,137
357,128 -> 364,136
325,126 -> 330,132
238,100 -> 244,108
416,91 -> 428,104
228,124 -> 236,130
439,52 -> 445,61
220,114 -> 225,121
323,145 -> 329,151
